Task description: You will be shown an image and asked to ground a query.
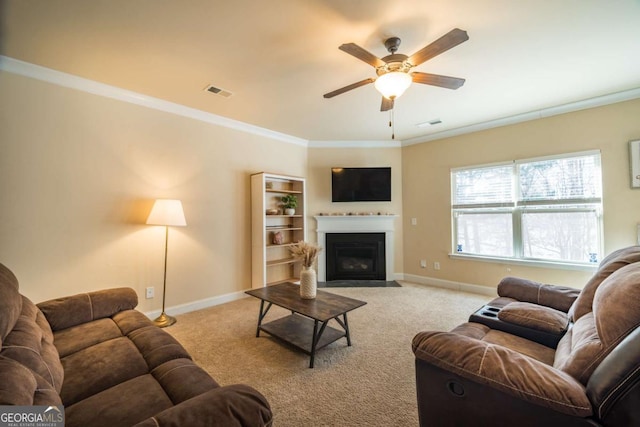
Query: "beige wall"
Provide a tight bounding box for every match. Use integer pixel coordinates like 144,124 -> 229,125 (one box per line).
401,98 -> 640,289
3,68 -> 639,311
306,146 -> 404,276
0,72 -> 307,311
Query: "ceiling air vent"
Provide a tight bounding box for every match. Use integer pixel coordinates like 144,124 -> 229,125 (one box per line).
416,118 -> 442,128
204,84 -> 233,98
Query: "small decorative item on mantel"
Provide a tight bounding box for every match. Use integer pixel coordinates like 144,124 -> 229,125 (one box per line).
280,194 -> 298,216
290,241 -> 322,299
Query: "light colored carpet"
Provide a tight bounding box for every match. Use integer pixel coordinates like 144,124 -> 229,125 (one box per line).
166,284 -> 488,426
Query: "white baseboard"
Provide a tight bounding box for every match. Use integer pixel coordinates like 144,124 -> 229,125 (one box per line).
400,273 -> 498,297
143,275 -> 495,320
143,289 -> 249,320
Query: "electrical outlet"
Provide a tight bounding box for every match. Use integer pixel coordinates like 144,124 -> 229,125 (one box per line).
146,287 -> 154,299
420,259 -> 427,268
411,218 -> 417,226
434,262 -> 441,271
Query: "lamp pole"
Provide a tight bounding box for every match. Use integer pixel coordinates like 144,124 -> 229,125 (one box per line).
154,224 -> 176,327
146,199 -> 186,328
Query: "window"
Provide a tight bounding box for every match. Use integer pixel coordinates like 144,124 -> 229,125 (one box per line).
451,151 -> 603,266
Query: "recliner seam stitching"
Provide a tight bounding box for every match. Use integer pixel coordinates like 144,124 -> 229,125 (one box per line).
478,345 -> 489,374
597,364 -> 640,418
86,293 -> 93,320
155,364 -> 199,382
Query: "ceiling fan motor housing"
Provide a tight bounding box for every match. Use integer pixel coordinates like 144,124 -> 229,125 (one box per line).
377,53 -> 411,76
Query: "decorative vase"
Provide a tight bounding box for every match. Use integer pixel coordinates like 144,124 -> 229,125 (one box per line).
300,266 -> 317,299
284,208 -> 295,216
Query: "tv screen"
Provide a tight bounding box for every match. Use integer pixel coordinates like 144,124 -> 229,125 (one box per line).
331,167 -> 391,202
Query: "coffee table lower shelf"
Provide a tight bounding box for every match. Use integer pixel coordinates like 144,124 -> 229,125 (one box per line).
259,314 -> 346,356
246,282 -> 366,368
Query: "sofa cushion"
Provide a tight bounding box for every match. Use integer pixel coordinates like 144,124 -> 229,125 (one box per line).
65,374 -> 174,427
2,297 -> 64,391
133,384 -> 273,427
554,262 -> 640,384
569,246 -> 640,321
53,318 -> 123,358
451,322 -> 555,365
498,277 -> 579,312
152,358 -> 220,403
38,287 -> 138,331
60,336 -> 149,405
0,263 -> 23,346
498,302 -> 569,335
553,313 -> 601,384
128,324 -> 193,370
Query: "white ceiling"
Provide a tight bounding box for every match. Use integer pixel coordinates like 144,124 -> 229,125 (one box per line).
2,0 -> 640,144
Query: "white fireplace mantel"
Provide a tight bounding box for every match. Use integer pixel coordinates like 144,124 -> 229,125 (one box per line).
314,215 -> 398,282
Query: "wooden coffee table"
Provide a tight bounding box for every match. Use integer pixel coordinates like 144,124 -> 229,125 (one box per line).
245,282 -> 367,368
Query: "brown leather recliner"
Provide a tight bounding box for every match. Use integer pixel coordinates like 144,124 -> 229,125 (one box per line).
469,246 -> 640,347
412,261 -> 640,427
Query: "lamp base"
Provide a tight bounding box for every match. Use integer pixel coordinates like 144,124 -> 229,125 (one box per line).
153,312 -> 177,328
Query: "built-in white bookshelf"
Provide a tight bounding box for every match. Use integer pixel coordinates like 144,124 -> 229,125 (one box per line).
251,172 -> 306,288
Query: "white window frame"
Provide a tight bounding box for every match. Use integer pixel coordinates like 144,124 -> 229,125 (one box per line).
450,150 -> 603,271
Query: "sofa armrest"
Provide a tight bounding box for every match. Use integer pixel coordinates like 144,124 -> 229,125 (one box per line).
37,287 -> 138,331
133,384 -> 272,427
498,277 -> 580,312
412,331 -> 592,417
498,302 -> 570,335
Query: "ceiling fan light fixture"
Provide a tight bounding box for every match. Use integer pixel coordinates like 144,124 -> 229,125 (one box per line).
374,72 -> 412,100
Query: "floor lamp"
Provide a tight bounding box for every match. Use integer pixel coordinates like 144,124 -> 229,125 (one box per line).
146,199 -> 187,328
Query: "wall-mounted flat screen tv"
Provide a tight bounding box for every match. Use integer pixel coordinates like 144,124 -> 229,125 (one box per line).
331,167 -> 391,202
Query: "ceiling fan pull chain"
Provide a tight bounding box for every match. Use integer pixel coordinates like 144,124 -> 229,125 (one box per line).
391,108 -> 395,140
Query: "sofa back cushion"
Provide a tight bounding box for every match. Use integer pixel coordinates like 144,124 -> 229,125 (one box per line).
569,246 -> 640,321
0,264 -> 64,406
554,262 -> 640,385
38,287 -> 138,331
0,263 -> 23,346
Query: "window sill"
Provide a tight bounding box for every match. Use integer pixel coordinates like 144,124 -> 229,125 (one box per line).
448,253 -> 599,272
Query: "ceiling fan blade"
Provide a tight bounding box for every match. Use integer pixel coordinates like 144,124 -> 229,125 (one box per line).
380,97 -> 394,112
339,43 -> 385,68
323,78 -> 375,98
412,72 -> 466,89
407,28 -> 469,67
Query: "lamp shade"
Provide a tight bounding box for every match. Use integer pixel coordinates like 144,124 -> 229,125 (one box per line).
146,199 -> 187,226
374,72 -> 412,100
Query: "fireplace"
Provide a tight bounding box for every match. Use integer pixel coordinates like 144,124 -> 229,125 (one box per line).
326,233 -> 386,281
315,215 -> 397,282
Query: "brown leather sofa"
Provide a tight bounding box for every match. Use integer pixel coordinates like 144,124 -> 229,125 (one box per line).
0,262 -> 272,427
412,250 -> 640,427
469,246 -> 640,347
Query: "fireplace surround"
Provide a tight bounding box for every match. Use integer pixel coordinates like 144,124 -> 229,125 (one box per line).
315,215 -> 397,282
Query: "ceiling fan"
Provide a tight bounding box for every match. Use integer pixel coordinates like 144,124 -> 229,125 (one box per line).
323,28 -> 469,111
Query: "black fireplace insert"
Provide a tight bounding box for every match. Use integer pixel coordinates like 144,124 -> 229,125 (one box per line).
326,233 -> 385,281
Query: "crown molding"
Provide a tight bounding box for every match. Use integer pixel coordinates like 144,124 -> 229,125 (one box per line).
402,87 -> 640,146
0,55 -> 309,147
308,140 -> 401,148
3,55 -> 638,149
